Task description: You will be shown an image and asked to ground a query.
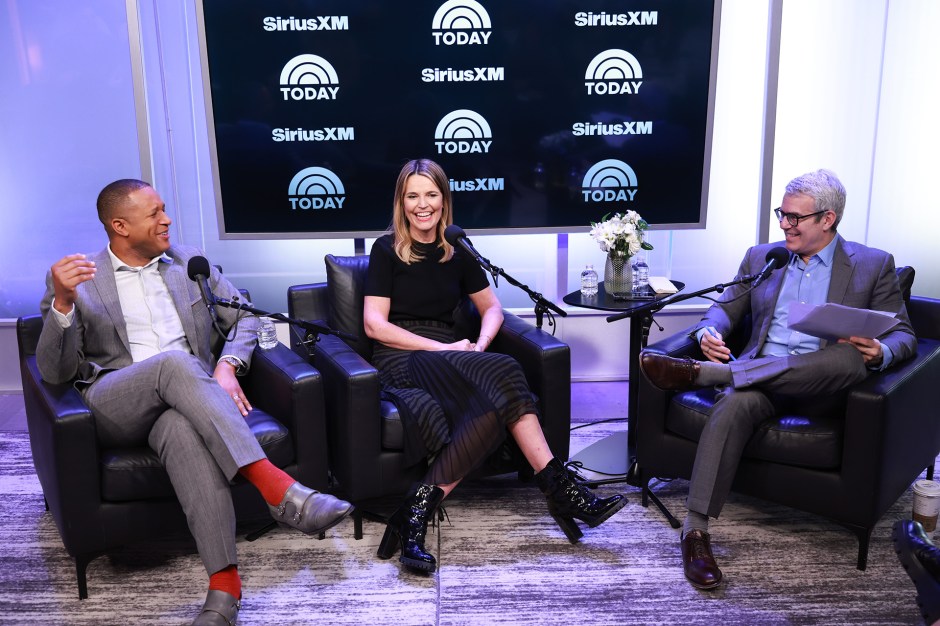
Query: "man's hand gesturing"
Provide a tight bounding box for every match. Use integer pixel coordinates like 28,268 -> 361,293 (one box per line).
51,254 -> 96,314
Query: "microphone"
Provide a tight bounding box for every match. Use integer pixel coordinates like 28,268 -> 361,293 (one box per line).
751,247 -> 790,288
444,224 -> 491,269
187,256 -> 217,317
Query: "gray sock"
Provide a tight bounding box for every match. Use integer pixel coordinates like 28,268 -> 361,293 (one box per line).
682,510 -> 710,538
695,361 -> 732,386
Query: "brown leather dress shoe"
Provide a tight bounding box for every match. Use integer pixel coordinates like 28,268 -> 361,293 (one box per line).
681,530 -> 723,589
639,352 -> 701,391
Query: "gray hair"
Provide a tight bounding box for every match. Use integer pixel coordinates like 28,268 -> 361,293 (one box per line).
784,169 -> 846,229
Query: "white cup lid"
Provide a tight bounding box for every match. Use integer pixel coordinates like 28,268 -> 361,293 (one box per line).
914,479 -> 940,496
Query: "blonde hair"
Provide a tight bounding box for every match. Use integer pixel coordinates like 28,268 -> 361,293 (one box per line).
390,159 -> 454,264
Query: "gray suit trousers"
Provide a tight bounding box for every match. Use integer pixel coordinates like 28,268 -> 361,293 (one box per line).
83,351 -> 266,575
687,343 -> 868,518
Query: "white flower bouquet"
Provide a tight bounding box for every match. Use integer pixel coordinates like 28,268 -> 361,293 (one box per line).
589,211 -> 653,258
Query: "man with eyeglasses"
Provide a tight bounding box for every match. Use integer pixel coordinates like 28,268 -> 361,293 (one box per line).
639,169 -> 917,590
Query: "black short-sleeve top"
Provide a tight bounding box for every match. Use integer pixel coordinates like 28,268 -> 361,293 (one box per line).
365,234 -> 490,324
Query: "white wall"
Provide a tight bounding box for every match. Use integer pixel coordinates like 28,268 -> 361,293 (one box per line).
869,0 -> 940,296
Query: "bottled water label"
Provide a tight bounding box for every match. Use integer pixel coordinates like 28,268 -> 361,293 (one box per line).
580,265 -> 598,297
257,318 -> 278,350
632,257 -> 649,293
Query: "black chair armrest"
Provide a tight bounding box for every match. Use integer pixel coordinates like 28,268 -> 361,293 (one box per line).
645,325 -> 701,359
241,343 -> 328,490
494,311 -> 572,461
20,356 -> 103,543
909,296 -> 940,341
841,338 -> 940,504
309,333 -> 385,496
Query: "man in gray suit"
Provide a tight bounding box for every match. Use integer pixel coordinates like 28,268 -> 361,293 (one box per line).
640,169 -> 917,590
37,179 -> 353,625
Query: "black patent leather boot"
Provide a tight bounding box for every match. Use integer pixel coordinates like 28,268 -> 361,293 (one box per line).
536,458 -> 627,542
376,483 -> 445,573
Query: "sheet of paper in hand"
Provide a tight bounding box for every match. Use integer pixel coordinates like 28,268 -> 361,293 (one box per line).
788,302 -> 900,341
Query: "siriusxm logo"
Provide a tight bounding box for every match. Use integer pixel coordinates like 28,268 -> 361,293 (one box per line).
450,177 -> 504,192
431,0 -> 492,46
422,66 -> 504,83
574,11 -> 658,27
435,109 -> 492,154
287,167 -> 346,210
262,16 -> 349,31
280,54 -> 339,101
584,49 -> 643,95
581,159 -> 638,203
572,121 -> 653,136
272,127 -> 355,142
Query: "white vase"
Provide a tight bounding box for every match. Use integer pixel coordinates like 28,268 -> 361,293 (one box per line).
604,253 -> 633,297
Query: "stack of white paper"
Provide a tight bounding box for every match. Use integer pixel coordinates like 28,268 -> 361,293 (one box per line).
787,302 -> 899,341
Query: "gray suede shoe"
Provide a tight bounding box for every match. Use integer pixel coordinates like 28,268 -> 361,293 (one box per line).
269,481 -> 354,535
192,589 -> 240,625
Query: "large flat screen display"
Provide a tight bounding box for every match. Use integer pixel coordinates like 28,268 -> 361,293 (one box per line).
196,0 -> 720,238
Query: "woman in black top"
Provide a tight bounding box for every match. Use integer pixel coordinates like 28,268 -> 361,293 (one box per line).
364,159 -> 626,574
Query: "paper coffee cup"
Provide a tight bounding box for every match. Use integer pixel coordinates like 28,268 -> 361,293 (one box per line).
913,479 -> 940,532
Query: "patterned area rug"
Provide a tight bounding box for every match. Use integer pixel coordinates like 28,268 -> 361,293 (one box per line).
0,424 -> 928,625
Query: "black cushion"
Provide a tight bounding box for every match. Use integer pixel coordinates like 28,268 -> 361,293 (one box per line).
897,266 -> 914,302
100,408 -> 294,501
324,254 -> 372,360
666,389 -> 843,470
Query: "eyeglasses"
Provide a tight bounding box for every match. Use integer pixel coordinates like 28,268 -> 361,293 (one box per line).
773,207 -> 829,227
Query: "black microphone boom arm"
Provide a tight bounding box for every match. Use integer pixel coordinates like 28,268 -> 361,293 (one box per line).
212,296 -> 357,349
444,224 -> 566,331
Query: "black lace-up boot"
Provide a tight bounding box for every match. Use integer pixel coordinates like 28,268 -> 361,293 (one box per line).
535,458 -> 627,542
377,483 -> 445,573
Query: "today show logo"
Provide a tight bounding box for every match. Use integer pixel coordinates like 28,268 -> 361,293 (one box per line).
287,167 -> 346,210
431,0 -> 492,45
581,159 -> 638,202
279,54 -> 340,101
434,109 -> 493,154
584,49 -> 643,95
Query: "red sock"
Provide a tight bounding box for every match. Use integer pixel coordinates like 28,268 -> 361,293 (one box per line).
209,565 -> 241,600
238,459 -> 295,506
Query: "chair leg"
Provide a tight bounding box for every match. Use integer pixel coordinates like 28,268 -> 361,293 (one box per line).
76,553 -> 94,600
853,526 -> 873,571
354,510 -> 363,540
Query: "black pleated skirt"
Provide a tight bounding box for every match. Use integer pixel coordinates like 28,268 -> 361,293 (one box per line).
371,320 -> 539,482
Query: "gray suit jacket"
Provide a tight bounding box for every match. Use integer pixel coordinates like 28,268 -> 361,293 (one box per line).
37,244 -> 259,386
692,236 -> 917,365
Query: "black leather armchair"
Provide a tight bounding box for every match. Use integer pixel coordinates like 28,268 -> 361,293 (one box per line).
16,314 -> 329,599
635,267 -> 940,569
287,254 -> 571,535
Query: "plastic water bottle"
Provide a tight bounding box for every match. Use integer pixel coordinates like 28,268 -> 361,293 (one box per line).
257,317 -> 278,350
580,264 -> 598,297
633,255 -> 649,294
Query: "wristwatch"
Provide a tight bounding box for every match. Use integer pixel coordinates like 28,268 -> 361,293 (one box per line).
217,355 -> 245,375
